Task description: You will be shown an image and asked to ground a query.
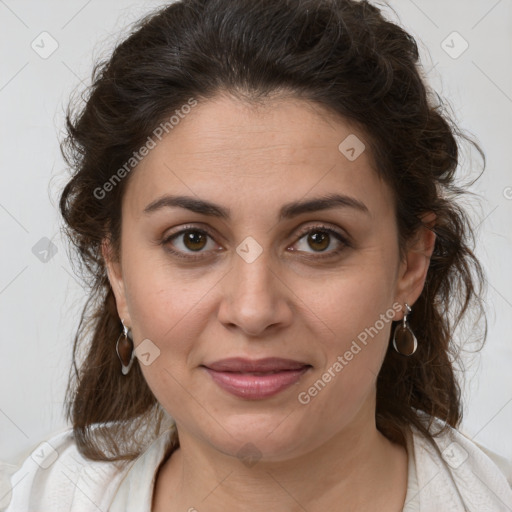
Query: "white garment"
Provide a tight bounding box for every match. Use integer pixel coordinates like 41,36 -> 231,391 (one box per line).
3,419 -> 512,511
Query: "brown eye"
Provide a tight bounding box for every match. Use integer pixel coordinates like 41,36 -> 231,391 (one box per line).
306,231 -> 330,252
291,225 -> 350,259
182,230 -> 208,251
161,227 -> 219,260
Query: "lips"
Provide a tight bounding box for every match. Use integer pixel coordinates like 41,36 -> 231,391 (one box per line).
202,357 -> 309,373
201,357 -> 312,399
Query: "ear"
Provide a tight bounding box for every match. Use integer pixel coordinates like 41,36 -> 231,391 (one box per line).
394,212 -> 436,319
102,238 -> 132,326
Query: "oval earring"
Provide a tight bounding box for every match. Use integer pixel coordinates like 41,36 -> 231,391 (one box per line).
116,319 -> 135,375
392,303 -> 418,356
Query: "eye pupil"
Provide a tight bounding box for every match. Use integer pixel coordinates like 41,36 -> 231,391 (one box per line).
184,231 -> 207,251
308,231 -> 329,251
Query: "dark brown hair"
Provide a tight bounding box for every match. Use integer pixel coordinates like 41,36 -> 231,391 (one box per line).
59,0 -> 486,461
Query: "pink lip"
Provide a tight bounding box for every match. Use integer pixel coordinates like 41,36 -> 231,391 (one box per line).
201,358 -> 311,400
203,357 -> 309,372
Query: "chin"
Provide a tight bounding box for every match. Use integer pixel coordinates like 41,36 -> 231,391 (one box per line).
197,413 -> 317,463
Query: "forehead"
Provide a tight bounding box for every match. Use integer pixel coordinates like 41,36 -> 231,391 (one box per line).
122,95 -> 392,222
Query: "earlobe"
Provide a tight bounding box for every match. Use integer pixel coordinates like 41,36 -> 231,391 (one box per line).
394,212 -> 437,315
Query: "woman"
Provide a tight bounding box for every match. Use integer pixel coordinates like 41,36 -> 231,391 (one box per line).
6,0 -> 512,510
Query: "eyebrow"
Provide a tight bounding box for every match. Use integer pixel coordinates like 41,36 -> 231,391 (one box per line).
143,193 -> 369,220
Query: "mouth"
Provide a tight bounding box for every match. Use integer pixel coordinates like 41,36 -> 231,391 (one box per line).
201,357 -> 312,399
202,357 -> 310,373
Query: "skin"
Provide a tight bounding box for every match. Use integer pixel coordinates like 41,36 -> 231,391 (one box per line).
103,93 -> 436,511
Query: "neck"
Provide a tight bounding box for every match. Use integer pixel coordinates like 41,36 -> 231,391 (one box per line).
153,405 -> 408,511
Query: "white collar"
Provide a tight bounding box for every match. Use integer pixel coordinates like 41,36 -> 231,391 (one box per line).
108,428 -> 175,511
107,421 -> 512,511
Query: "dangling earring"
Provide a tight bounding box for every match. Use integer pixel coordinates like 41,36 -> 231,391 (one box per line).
392,303 -> 418,356
116,319 -> 135,375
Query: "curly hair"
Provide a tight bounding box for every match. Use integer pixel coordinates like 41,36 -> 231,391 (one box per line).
59,0 -> 486,461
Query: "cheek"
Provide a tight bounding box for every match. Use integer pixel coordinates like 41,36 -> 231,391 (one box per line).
121,238 -> 218,341
310,258 -> 397,343
301,255 -> 398,395
119,247 -> 241,402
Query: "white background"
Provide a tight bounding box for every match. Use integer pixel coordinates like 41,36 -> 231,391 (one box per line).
0,0 -> 511,476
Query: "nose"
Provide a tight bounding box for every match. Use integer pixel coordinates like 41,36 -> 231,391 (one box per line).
216,243 -> 293,337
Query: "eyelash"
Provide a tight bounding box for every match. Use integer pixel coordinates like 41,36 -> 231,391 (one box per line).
160,224 -> 351,262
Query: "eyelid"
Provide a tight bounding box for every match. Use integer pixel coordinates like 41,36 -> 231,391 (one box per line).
292,222 -> 352,245
162,222 -> 224,242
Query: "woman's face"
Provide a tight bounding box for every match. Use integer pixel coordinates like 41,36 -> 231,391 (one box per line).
105,94 -> 433,461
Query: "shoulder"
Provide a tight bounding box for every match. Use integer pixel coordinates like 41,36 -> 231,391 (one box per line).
4,429 -> 131,512
409,415 -> 512,509
420,419 -> 512,486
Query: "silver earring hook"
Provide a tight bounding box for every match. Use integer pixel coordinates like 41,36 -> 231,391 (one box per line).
403,303 -> 412,328
121,319 -> 133,340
